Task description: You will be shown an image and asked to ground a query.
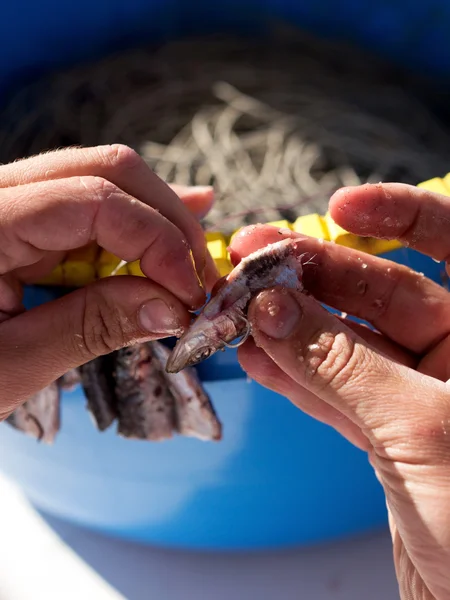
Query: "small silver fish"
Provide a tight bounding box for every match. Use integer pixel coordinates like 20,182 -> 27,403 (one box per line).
166,238 -> 306,373
152,342 -> 222,441
7,382 -> 61,444
114,343 -> 176,441
80,355 -> 118,432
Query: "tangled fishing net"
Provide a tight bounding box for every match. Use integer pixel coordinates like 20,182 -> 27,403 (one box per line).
1,29 -> 450,233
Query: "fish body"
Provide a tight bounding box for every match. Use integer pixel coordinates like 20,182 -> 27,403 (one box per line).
166,238 -> 305,373
80,355 -> 118,431
151,342 -> 222,441
7,382 -> 60,444
114,343 -> 175,441
6,349 -> 223,443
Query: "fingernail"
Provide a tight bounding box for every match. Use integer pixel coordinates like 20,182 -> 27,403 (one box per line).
191,185 -> 214,195
253,288 -> 302,339
227,246 -> 241,267
139,299 -> 183,336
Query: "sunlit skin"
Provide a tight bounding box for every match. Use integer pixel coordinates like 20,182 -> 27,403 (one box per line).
0,144 -> 218,418
230,183 -> 450,600
166,237 -> 305,373
0,142 -> 449,599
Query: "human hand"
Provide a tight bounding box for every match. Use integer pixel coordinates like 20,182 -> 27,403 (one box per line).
0,144 -> 218,419
230,183 -> 450,600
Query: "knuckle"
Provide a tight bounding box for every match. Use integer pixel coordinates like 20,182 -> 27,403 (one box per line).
78,174 -> 116,199
77,175 -> 120,217
367,266 -> 413,325
302,328 -> 362,392
96,143 -> 142,172
367,270 -> 402,322
130,207 -> 162,240
80,287 -> 128,358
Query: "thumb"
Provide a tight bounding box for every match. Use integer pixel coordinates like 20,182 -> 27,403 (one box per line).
249,288 -> 450,600
0,276 -> 190,418
248,287 -> 447,449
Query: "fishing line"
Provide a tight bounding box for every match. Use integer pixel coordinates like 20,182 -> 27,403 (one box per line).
0,30 -> 449,236
221,315 -> 252,349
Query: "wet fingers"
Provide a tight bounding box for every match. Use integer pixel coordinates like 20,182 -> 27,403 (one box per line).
230,224 -> 450,354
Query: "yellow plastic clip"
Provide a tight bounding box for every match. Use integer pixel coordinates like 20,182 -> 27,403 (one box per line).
418,176 -> 450,197
206,232 -> 232,277
441,173 -> 450,195
324,212 -> 374,253
128,261 -> 145,277
367,238 -> 403,255
292,214 -> 329,240
97,251 -> 128,278
36,264 -> 64,286
266,220 -> 293,231
62,245 -> 98,286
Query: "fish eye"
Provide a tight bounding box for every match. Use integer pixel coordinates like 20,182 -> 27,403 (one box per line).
193,348 -> 211,362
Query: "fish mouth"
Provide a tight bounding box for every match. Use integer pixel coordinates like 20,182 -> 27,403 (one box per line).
165,327 -> 217,373
166,336 -> 219,373
165,343 -> 194,374
166,319 -> 249,373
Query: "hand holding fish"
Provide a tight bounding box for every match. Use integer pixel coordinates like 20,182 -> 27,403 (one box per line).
0,144 -> 216,420
229,183 -> 450,600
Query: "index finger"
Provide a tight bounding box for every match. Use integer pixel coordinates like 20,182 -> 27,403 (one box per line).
329,182 -> 450,261
12,183 -> 219,290
0,144 -> 210,287
0,176 -> 206,309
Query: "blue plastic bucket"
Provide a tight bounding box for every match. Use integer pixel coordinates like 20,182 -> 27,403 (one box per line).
0,1 -> 447,550
1,0 -> 450,101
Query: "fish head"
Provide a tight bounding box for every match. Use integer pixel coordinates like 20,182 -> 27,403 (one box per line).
165,316 -> 225,373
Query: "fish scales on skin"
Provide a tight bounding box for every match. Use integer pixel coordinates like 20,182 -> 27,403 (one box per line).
6,382 -> 60,444
151,341 -> 222,441
166,238 -> 306,373
79,355 -> 118,431
240,245 -> 292,282
114,343 -> 176,441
